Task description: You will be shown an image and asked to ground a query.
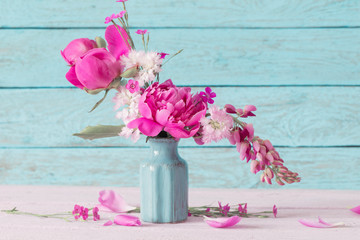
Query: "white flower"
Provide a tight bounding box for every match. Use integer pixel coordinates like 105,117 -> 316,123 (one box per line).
120,50 -> 163,86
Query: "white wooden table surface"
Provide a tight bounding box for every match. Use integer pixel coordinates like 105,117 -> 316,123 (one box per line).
0,186 -> 359,240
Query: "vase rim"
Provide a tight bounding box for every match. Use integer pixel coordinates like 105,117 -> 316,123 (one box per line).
148,137 -> 179,143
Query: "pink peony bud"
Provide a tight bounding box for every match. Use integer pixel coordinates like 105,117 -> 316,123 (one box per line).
66,48 -> 122,90
61,38 -> 97,65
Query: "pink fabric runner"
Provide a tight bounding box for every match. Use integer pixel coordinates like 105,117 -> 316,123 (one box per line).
0,186 -> 359,240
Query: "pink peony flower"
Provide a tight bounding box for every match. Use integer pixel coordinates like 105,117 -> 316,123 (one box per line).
200,105 -> 233,144
65,48 -> 122,90
61,38 -> 97,65
127,79 -> 207,138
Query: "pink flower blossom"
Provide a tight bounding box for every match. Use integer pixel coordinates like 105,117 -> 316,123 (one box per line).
188,210 -> 192,216
61,38 -> 97,66
158,52 -> 169,59
105,11 -> 126,23
116,0 -> 128,2
65,48 -> 122,90
218,202 -> 230,216
81,207 -> 89,220
298,217 -> 345,228
97,190 -> 136,213
93,207 -> 100,221
238,203 -> 247,215
114,215 -> 141,226
125,79 -> 140,93
135,29 -> 148,35
199,87 -> 216,104
225,104 -> 256,118
72,204 -> 82,220
200,105 -> 233,144
127,79 -> 207,138
273,205 -> 277,218
204,216 -> 241,228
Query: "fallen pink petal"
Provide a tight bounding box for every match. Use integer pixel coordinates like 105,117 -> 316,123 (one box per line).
204,216 -> 241,228
97,190 -> 136,213
298,217 -> 345,228
350,205 -> 360,214
114,215 -> 141,226
103,220 -> 113,226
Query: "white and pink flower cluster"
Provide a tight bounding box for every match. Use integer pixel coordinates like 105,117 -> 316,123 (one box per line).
61,0 -> 300,186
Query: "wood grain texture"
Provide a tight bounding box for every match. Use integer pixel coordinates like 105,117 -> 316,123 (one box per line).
1,87 -> 359,148
1,0 -> 359,28
1,29 -> 359,87
1,147 -> 359,189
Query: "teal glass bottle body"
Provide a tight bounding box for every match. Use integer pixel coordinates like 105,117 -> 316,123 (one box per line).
140,138 -> 188,223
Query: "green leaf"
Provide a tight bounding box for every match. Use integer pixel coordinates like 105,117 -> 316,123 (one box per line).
95,36 -> 107,48
73,125 -> 125,140
121,66 -> 139,78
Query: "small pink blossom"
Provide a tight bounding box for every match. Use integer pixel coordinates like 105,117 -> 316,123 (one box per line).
136,29 -> 148,35
238,203 -> 247,215
81,207 -> 89,220
298,217 -> 345,228
204,216 -> 241,228
93,207 -> 100,221
205,208 -> 210,212
116,0 -> 128,2
72,204 -> 82,220
273,205 -> 277,218
188,210 -> 192,216
218,202 -> 230,216
199,87 -> 216,104
158,52 -> 169,59
125,79 -> 140,93
225,104 -> 257,118
114,215 -> 141,226
105,11 -> 126,24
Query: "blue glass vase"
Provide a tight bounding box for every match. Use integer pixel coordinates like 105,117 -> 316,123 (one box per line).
140,137 -> 188,223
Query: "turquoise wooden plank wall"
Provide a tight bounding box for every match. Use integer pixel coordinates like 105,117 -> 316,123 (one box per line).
0,0 -> 359,189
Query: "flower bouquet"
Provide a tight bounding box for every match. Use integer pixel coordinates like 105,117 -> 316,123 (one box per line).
61,0 -> 300,223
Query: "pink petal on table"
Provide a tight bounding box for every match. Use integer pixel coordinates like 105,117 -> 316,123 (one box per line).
350,205 -> 360,214
114,215 -> 141,226
97,190 -> 136,213
204,216 -> 241,228
298,217 -> 345,228
103,220 -> 113,226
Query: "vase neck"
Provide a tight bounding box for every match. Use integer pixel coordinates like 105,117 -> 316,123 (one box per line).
149,138 -> 179,158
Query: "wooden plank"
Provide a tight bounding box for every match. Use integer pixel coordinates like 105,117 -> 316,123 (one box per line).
1,87 -> 359,147
1,29 -> 359,87
1,0 -> 359,28
0,147 -> 359,189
